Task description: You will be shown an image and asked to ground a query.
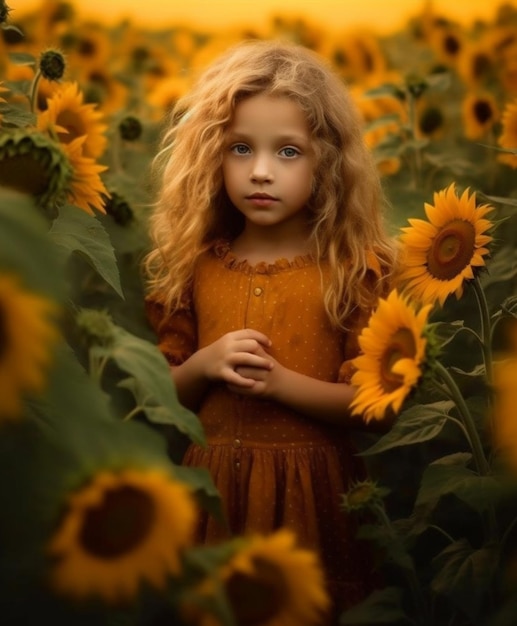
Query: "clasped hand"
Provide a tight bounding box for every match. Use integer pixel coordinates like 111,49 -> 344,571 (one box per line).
202,328 -> 279,397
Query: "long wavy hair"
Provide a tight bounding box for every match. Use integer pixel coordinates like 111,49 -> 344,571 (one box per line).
144,39 -> 397,329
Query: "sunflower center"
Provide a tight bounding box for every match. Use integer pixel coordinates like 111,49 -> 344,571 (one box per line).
380,328 -> 416,392
79,486 -> 155,559
0,154 -> 50,197
473,100 -> 493,125
426,219 -> 476,280
473,54 -> 492,80
443,34 -> 461,56
226,557 -> 287,625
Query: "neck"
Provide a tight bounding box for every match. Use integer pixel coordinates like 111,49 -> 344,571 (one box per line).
231,222 -> 313,264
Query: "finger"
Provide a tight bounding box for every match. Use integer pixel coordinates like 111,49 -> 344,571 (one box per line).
234,366 -> 267,381
223,368 -> 257,388
237,328 -> 272,347
232,353 -> 273,370
235,339 -> 272,356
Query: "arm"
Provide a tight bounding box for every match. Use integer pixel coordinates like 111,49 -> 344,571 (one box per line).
170,328 -> 273,412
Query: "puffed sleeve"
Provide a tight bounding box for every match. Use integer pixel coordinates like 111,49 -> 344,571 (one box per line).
337,250 -> 387,384
144,291 -> 197,366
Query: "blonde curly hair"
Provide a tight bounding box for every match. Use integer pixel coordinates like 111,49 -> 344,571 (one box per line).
144,39 -> 397,329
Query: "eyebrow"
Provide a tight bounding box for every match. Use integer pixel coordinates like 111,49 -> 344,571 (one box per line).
226,131 -> 309,144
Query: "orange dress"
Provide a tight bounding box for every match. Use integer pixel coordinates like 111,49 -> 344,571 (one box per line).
146,240 -> 379,611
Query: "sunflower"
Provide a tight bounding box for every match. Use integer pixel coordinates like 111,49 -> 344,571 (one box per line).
462,92 -> 499,140
498,98 -> 517,168
62,136 -> 108,215
59,23 -> 111,76
0,129 -> 72,211
398,184 -> 494,307
183,529 -> 329,626
0,274 -> 58,418
319,29 -> 386,83
350,290 -> 430,423
429,24 -> 465,67
491,357 -> 517,471
47,468 -> 197,604
37,81 -> 107,159
456,42 -> 496,89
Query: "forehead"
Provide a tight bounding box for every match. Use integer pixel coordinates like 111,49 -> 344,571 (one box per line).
229,94 -> 310,138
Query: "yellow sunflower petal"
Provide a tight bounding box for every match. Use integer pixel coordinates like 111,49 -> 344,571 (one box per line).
350,290 -> 428,423
47,468 -> 197,604
397,183 -> 494,307
0,274 -> 58,419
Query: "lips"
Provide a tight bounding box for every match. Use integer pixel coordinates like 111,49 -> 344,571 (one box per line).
246,193 -> 278,200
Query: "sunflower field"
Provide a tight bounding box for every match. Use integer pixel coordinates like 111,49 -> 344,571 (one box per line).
2,0 -> 517,624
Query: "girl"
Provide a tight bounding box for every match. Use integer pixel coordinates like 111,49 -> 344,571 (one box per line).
144,39 -> 397,620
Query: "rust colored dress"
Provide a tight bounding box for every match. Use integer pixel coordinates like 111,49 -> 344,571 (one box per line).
146,240 -> 380,613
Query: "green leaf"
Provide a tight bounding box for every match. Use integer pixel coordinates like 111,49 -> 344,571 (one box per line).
364,83 -> 403,99
364,114 -> 401,133
172,464 -> 226,525
431,539 -> 499,622
416,453 -> 505,512
359,401 -> 454,456
482,245 -> 517,286
107,325 -> 206,446
7,52 -> 35,66
0,189 -> 64,299
340,587 -> 409,624
480,194 -> 517,208
0,102 -> 35,127
428,320 -> 469,348
49,204 -> 123,298
358,524 -> 415,571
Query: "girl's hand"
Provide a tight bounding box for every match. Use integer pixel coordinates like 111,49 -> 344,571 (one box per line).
227,348 -> 284,398
200,329 -> 273,388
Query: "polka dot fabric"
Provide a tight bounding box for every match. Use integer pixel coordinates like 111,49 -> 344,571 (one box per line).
145,240 -> 379,614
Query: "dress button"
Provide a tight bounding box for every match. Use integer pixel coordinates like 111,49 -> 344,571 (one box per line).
253,287 -> 263,296
233,438 -> 242,448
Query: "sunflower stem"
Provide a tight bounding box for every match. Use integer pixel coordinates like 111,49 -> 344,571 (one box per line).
371,502 -> 431,625
89,350 -> 110,386
407,93 -> 422,190
434,361 -> 489,476
28,69 -> 42,113
472,276 -> 493,385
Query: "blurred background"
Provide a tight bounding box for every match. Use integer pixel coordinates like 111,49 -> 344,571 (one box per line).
11,0 -> 516,32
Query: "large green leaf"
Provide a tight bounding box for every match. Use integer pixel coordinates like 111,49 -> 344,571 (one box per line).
340,587 -> 409,624
172,464 -> 225,525
359,401 -> 454,456
49,203 -> 123,298
0,189 -> 64,298
358,523 -> 415,571
431,539 -> 499,622
105,325 -> 205,446
416,453 -> 505,512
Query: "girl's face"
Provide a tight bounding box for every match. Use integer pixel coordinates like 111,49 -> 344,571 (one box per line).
222,94 -> 315,236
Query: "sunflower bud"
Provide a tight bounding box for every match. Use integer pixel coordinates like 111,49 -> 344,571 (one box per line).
118,115 -> 143,142
75,308 -> 115,348
39,49 -> 66,82
104,192 -> 134,226
0,0 -> 11,24
405,74 -> 428,99
341,480 -> 389,513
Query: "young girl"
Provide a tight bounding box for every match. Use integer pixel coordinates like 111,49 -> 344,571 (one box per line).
144,39 -> 397,619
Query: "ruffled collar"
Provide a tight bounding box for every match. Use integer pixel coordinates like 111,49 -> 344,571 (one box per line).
212,239 -> 316,275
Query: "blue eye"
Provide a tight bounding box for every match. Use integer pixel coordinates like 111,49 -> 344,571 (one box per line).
231,144 -> 250,155
280,146 -> 299,158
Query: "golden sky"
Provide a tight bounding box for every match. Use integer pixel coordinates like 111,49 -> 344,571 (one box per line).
12,0 -> 516,33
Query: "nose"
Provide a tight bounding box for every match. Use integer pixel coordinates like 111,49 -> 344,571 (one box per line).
250,153 -> 273,183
